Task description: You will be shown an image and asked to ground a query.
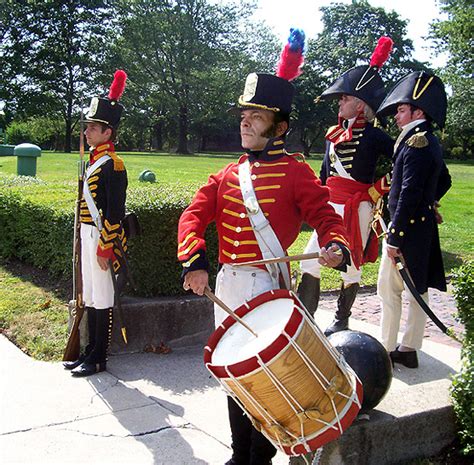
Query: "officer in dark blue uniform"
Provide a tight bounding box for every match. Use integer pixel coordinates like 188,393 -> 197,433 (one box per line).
376,71 -> 451,368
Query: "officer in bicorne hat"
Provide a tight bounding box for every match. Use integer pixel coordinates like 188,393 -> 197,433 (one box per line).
64,70 -> 129,377
177,29 -> 351,465
376,71 -> 451,368
298,37 -> 395,336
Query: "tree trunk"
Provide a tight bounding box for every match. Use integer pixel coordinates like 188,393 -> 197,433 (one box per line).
177,104 -> 190,154
152,121 -> 163,151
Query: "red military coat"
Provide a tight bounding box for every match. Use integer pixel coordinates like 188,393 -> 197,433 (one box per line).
178,137 -> 350,271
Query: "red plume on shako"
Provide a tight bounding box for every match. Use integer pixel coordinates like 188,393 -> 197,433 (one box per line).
108,70 -> 127,102
233,28 -> 306,122
83,69 -> 128,129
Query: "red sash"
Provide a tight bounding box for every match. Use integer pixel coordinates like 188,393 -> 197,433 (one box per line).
326,177 -> 378,269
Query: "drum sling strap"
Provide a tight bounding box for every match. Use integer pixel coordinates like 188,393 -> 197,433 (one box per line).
82,155 -> 111,230
238,159 -> 290,289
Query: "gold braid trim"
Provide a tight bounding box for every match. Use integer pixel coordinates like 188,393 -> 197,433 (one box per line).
109,150 -> 125,171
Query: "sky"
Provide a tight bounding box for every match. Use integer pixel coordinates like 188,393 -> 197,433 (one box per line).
251,0 -> 448,68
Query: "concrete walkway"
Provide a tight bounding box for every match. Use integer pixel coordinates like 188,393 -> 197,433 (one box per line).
0,290 -> 462,465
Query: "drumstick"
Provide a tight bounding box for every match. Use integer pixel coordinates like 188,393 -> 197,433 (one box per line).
203,288 -> 258,338
233,249 -> 343,268
233,252 -> 321,267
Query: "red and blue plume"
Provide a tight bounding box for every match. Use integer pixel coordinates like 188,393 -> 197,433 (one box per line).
108,70 -> 127,101
276,28 -> 306,81
369,36 -> 393,69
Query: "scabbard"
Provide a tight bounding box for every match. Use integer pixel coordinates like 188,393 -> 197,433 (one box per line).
395,257 -> 449,335
110,266 -> 128,344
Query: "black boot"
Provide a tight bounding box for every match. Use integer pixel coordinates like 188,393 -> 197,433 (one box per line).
63,307 -> 96,370
297,273 -> 320,317
324,283 -> 360,337
71,308 -> 113,377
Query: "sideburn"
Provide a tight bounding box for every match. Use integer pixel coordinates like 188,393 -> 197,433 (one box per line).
261,122 -> 279,139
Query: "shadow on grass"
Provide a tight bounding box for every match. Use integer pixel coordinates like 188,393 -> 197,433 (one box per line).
0,257 -> 71,302
442,250 -> 464,274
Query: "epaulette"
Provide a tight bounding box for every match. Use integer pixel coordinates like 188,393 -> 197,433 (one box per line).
406,131 -> 428,149
325,125 -> 339,137
287,152 -> 306,162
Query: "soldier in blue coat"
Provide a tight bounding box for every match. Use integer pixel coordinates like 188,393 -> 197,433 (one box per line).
376,71 -> 451,368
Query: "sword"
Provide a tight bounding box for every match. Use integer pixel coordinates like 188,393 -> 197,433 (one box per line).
375,214 -> 459,341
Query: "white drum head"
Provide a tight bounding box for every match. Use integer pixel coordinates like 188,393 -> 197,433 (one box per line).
212,297 -> 294,366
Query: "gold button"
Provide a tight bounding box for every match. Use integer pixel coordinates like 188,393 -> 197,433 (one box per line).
410,219 -> 415,224
421,216 -> 425,221
231,254 -> 237,260
236,227 -> 242,233
251,174 -> 257,180
240,213 -> 246,218
399,231 -> 404,237
254,162 -> 260,167
234,241 -> 240,247
390,228 -> 395,233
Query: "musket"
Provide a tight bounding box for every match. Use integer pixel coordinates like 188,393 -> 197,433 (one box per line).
374,212 -> 459,341
63,103 -> 86,361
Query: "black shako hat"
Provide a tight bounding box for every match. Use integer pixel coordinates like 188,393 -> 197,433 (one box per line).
232,28 -> 306,120
83,70 -> 127,129
317,37 -> 394,113
376,71 -> 447,129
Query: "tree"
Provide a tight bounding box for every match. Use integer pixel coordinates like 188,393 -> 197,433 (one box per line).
0,0 -> 115,152
430,0 -> 474,158
291,0 -> 428,156
112,0 -> 266,154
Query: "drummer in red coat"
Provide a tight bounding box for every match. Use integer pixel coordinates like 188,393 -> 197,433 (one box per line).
177,30 -> 351,465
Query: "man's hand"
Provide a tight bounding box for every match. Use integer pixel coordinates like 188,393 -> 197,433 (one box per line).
386,244 -> 403,265
318,244 -> 343,269
183,270 -> 209,296
97,256 -> 110,271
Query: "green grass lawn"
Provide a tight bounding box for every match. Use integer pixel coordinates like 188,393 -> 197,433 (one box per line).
0,151 -> 472,360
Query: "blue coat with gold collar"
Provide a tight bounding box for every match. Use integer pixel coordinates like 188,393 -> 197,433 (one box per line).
387,121 -> 451,293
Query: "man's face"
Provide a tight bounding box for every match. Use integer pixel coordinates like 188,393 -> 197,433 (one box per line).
394,104 -> 423,129
84,122 -> 111,148
240,109 -> 280,151
338,94 -> 364,120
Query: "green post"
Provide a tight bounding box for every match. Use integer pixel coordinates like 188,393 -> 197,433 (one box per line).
14,143 -> 42,177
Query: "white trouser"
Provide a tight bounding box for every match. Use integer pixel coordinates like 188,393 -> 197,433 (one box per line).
300,201 -> 373,285
81,223 -> 114,309
213,264 -> 277,328
377,240 -> 428,351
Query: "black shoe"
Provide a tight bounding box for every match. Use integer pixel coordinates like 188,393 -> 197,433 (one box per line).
324,318 -> 349,337
390,347 -> 418,368
63,354 -> 85,370
71,362 -> 106,377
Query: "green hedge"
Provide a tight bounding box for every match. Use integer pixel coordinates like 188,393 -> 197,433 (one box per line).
0,174 -> 218,296
450,260 -> 474,456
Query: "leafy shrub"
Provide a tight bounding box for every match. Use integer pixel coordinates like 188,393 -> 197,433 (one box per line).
0,174 -> 218,296
450,261 -> 474,456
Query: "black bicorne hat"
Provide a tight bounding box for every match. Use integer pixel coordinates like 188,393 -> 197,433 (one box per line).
376,71 -> 447,129
231,29 -> 306,120
83,70 -> 127,129
317,37 -> 394,113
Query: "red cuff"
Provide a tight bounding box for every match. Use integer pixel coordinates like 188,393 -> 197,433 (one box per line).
96,245 -> 116,261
